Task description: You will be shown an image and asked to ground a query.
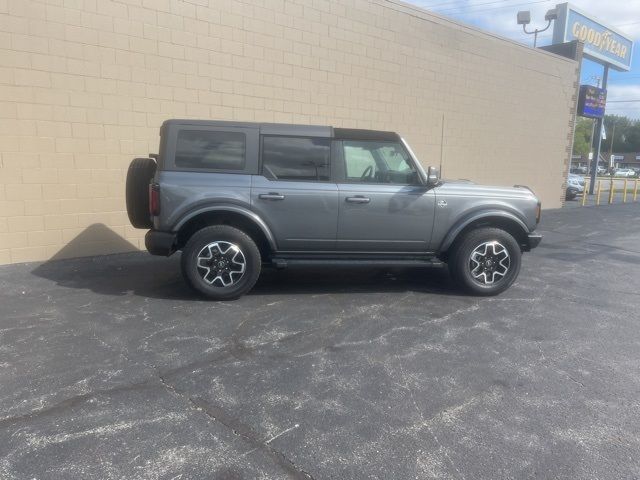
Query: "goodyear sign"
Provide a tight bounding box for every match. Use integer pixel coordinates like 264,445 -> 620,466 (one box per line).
552,3 -> 633,71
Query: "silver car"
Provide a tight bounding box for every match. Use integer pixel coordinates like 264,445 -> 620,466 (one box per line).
126,120 -> 542,299
566,173 -> 585,200
614,168 -> 636,178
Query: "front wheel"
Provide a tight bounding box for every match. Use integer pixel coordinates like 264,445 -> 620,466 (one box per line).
448,227 -> 522,296
181,225 -> 261,300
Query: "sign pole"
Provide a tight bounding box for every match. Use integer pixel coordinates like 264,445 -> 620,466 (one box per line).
589,65 -> 609,195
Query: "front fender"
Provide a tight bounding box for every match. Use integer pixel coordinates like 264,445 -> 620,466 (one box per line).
439,209 -> 529,253
173,204 -> 277,251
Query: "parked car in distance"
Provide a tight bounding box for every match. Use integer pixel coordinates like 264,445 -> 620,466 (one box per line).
566,174 -> 585,200
569,173 -> 585,185
126,120 -> 542,300
570,166 -> 587,174
614,168 -> 637,178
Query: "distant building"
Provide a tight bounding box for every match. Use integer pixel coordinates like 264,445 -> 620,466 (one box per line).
571,153 -> 640,170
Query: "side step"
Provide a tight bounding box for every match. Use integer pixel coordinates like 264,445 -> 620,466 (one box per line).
268,256 -> 445,269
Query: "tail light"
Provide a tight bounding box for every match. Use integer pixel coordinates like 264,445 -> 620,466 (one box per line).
149,183 -> 160,216
535,201 -> 541,224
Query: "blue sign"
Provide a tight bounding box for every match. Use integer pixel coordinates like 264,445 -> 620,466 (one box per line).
552,3 -> 633,71
577,85 -> 606,119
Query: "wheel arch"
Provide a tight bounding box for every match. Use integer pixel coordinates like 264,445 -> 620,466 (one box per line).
438,210 -> 529,259
174,206 -> 276,258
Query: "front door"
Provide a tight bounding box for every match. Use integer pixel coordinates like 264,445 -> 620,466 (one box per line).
336,140 -> 436,252
251,135 -> 338,251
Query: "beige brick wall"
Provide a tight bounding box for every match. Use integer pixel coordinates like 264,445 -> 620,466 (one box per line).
0,0 -> 578,265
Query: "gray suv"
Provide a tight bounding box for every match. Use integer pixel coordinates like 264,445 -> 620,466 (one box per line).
126,120 -> 542,299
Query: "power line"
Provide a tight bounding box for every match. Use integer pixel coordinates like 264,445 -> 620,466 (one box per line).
615,20 -> 640,27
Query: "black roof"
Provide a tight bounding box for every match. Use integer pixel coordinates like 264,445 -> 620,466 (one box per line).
333,128 -> 400,142
162,119 -> 400,141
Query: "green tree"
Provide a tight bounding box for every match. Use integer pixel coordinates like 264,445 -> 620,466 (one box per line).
574,115 -> 640,156
601,115 -> 640,153
572,117 -> 593,156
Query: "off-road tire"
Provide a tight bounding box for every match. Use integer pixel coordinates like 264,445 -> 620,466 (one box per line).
126,157 -> 157,228
181,225 -> 261,300
448,227 -> 521,296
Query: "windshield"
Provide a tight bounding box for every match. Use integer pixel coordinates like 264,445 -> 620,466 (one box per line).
400,137 -> 428,182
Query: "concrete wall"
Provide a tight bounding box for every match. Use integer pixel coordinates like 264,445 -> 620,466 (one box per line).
0,0 -> 579,265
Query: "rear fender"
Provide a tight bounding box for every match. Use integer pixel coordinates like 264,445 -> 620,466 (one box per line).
174,205 -> 277,251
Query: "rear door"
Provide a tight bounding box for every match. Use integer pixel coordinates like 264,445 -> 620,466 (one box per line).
251,135 -> 338,251
335,140 -> 436,252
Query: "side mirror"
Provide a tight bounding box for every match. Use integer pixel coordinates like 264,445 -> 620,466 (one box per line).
426,166 -> 439,187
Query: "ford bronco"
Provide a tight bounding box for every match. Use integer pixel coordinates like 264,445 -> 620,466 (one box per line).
126,120 -> 542,299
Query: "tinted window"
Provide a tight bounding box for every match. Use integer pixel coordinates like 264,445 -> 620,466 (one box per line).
261,136 -> 331,181
175,130 -> 245,170
343,141 -> 419,185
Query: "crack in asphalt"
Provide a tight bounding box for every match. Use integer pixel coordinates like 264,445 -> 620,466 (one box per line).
0,356 -> 316,479
396,360 -> 466,480
156,372 -> 315,480
0,381 -> 157,427
1,325 -> 318,479
157,314 -> 348,382
99,326 -> 318,480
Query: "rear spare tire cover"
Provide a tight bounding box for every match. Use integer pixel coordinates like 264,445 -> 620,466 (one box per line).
126,157 -> 157,229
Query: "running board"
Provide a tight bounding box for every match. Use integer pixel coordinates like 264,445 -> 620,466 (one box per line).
268,256 -> 444,269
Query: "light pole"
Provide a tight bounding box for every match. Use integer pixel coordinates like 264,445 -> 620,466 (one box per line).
587,76 -> 601,176
517,9 -> 558,47
589,65 -> 610,194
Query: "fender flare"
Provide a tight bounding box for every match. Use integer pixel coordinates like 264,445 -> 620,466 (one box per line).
173,205 -> 277,251
439,209 -> 529,253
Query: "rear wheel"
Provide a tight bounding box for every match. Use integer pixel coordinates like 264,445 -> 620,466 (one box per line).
448,227 -> 521,296
181,225 -> 261,300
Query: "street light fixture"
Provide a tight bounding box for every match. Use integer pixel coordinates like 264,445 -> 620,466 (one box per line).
517,9 -> 558,47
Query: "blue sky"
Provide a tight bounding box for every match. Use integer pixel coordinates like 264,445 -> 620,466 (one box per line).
405,0 -> 640,119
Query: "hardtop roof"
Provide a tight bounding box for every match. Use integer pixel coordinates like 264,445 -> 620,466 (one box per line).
162,119 -> 399,141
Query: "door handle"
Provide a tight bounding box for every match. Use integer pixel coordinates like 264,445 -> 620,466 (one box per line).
345,196 -> 370,204
259,193 -> 285,201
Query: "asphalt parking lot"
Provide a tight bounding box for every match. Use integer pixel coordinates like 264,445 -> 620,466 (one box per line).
1,203 -> 640,479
